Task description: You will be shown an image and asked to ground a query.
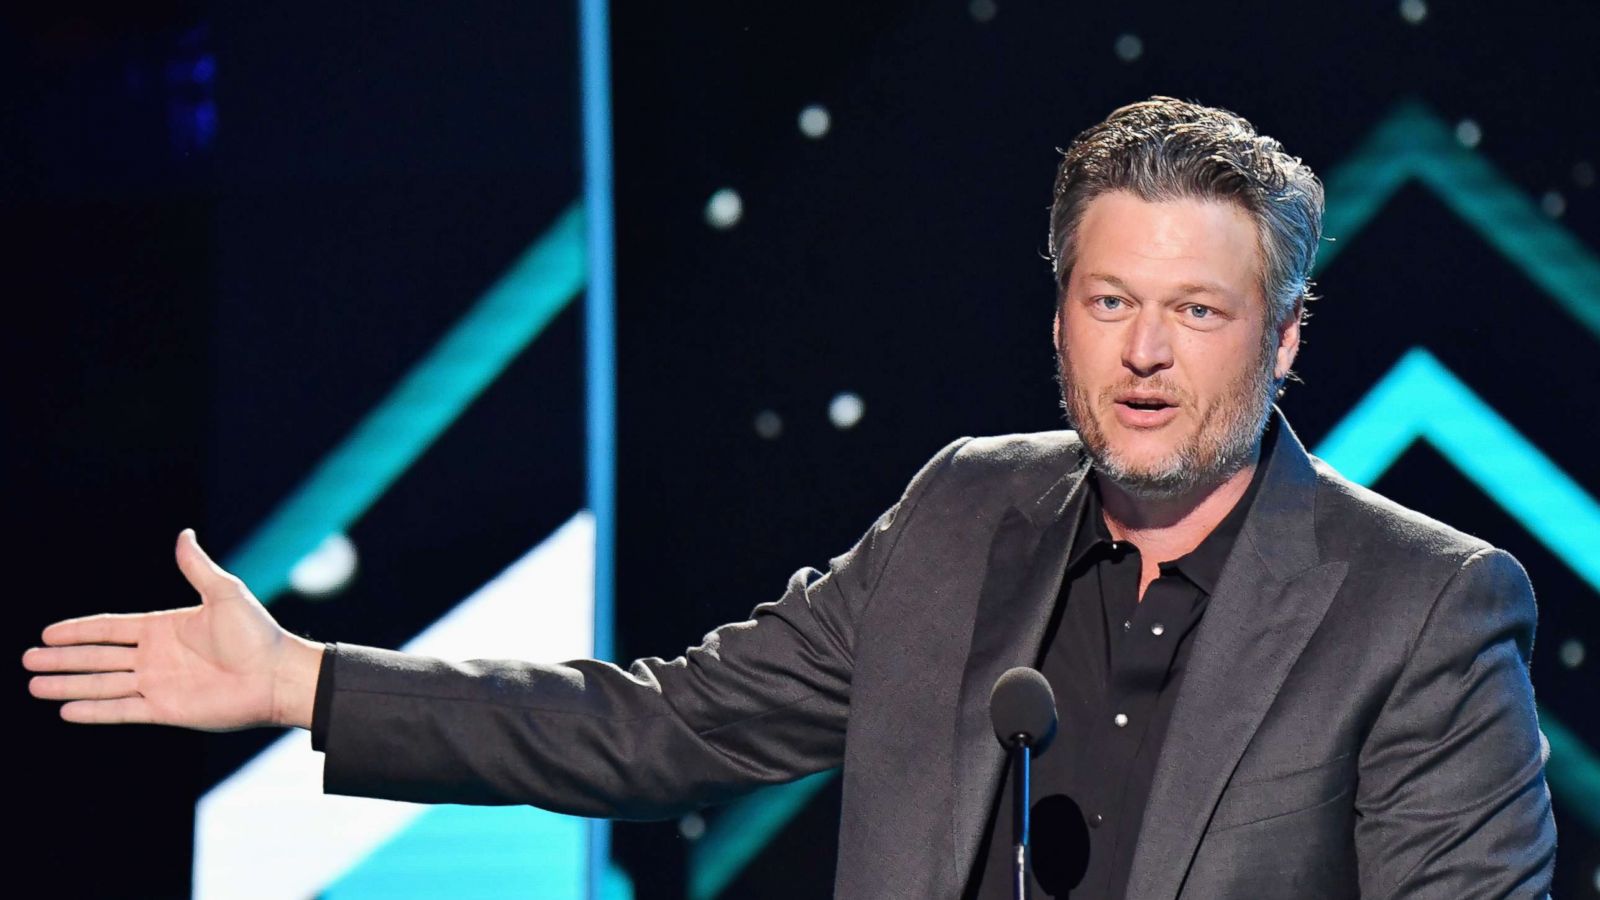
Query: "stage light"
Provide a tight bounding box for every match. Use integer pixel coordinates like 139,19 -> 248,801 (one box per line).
969,0 -> 997,24
1561,640 -> 1586,669
1399,0 -> 1427,25
705,188 -> 744,229
1114,34 -> 1144,63
1454,119 -> 1482,148
287,533 -> 358,598
753,409 -> 783,440
799,105 -> 832,139
1542,191 -> 1567,218
829,392 -> 864,430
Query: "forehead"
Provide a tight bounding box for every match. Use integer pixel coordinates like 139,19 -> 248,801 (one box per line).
1072,190 -> 1261,299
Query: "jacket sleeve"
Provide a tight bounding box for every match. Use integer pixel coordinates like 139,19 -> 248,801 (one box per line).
1353,546 -> 1558,898
318,437 -> 970,820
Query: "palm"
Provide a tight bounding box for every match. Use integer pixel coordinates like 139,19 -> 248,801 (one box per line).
25,530 -> 298,731
132,587 -> 282,731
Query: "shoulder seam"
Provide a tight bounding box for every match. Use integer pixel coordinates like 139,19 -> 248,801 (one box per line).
857,436 -> 975,624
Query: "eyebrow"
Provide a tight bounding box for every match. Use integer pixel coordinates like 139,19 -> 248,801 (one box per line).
1084,272 -> 1229,297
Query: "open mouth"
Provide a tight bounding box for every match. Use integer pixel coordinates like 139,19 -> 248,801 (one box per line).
1118,398 -> 1176,411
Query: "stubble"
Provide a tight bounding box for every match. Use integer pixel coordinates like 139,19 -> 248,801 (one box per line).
1054,326 -> 1279,500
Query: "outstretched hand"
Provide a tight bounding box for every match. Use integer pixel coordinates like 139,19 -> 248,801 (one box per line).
23,529 -> 323,731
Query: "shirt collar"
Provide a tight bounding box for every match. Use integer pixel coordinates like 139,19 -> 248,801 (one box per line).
1162,453 -> 1267,594
1067,424 -> 1276,594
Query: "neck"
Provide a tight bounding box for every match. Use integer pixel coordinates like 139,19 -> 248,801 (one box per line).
1097,444 -> 1262,561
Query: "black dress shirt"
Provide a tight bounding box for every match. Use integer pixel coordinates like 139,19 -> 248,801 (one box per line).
968,459 -> 1267,899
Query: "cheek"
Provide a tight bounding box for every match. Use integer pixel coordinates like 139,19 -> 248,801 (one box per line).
1174,350 -> 1245,410
1060,321 -> 1123,370
1171,336 -> 1241,395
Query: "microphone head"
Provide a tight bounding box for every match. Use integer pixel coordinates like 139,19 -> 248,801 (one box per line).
989,666 -> 1058,755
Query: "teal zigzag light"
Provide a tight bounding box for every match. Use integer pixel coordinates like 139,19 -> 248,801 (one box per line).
1316,347 -> 1600,590
1316,100 -> 1600,340
224,203 -> 586,602
1314,347 -> 1600,832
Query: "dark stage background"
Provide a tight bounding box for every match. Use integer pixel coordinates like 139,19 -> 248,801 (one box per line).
10,1 -> 1600,897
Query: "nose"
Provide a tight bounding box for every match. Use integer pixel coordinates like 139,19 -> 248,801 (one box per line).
1122,306 -> 1174,377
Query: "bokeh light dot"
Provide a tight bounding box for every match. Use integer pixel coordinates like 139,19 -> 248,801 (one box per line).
1541,190 -> 1567,218
1574,161 -> 1596,189
969,0 -> 997,24
705,188 -> 744,229
829,392 -> 865,430
288,533 -> 358,598
1560,639 -> 1585,669
678,812 -> 706,841
1454,119 -> 1482,148
754,409 -> 783,440
1399,0 -> 1427,25
1114,34 -> 1144,63
799,104 -> 831,139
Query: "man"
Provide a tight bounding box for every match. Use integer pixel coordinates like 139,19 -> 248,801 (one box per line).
26,97 -> 1556,898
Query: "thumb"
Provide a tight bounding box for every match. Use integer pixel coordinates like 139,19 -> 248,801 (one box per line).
175,528 -> 237,597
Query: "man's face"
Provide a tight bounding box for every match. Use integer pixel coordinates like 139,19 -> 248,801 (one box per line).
1053,190 -> 1300,499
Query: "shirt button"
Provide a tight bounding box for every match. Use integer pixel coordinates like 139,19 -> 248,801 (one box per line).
1114,713 -> 1129,727
1151,623 -> 1165,636
1089,813 -> 1104,828
1122,619 -> 1132,631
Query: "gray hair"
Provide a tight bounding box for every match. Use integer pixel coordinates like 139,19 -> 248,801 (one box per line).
1048,96 -> 1324,334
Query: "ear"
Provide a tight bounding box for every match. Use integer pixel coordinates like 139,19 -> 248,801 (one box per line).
1273,299 -> 1303,380
1052,302 -> 1063,350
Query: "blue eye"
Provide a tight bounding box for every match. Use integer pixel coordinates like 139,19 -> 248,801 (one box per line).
1095,296 -> 1124,310
1186,305 -> 1213,319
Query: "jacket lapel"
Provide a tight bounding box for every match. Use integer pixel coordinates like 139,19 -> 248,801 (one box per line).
948,449 -> 1091,890
1124,412 -> 1350,900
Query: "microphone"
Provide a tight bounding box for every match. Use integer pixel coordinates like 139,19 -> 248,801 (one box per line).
989,667 -> 1058,900
990,666 -> 1058,755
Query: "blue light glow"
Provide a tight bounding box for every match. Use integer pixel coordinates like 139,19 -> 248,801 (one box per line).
1315,347 -> 1600,591
223,204 -> 586,603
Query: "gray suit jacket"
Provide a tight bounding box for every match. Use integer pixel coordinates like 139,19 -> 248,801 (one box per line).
320,410 -> 1557,898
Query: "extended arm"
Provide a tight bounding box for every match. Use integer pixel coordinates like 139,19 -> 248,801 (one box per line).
315,438 -> 967,819
1354,547 -> 1557,898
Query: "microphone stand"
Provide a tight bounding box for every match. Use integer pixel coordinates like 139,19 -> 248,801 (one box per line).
989,666 -> 1054,900
1008,732 -> 1032,900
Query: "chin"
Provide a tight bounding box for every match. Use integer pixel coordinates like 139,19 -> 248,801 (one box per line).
1089,439 -> 1208,499
1103,440 -> 1183,470
1101,466 -> 1199,501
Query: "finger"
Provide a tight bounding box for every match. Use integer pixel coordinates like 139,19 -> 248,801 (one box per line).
60,697 -> 152,725
29,672 -> 140,701
22,644 -> 137,673
42,612 -> 146,647
175,528 -> 238,595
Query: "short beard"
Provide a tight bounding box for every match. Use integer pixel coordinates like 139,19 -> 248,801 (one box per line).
1054,326 -> 1281,501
